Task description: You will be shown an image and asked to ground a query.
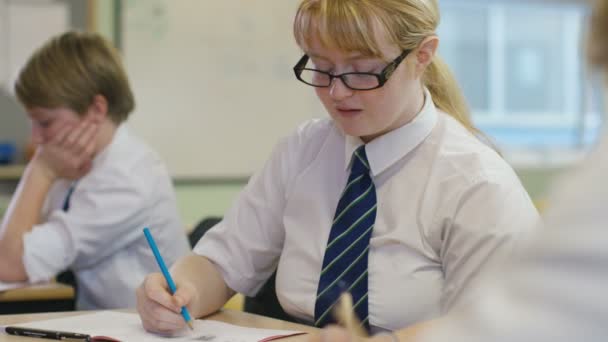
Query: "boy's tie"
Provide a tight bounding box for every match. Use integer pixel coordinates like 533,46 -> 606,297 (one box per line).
314,145 -> 376,332
57,182 -> 78,291
62,183 -> 76,212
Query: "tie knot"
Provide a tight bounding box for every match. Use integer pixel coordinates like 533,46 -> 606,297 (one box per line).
351,145 -> 370,176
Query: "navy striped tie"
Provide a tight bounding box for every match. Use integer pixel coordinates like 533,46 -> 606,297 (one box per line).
314,145 -> 376,332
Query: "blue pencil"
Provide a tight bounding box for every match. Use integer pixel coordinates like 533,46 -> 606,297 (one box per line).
143,227 -> 194,330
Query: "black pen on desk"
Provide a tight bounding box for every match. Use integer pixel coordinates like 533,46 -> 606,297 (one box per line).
4,326 -> 90,341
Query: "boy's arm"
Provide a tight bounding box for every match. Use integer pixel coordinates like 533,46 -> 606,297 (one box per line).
0,121 -> 97,282
0,159 -> 55,281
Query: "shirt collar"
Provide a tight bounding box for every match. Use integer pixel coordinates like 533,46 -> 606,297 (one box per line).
344,88 -> 438,176
92,123 -> 128,168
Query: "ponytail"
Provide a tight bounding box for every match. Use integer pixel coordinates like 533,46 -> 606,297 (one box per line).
423,56 -> 475,132
424,55 -> 498,150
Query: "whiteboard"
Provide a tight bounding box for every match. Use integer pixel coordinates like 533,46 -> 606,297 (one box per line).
122,0 -> 325,179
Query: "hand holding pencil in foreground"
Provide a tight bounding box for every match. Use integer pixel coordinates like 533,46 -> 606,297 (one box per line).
308,292 -> 399,342
335,291 -> 369,338
309,290 -> 444,342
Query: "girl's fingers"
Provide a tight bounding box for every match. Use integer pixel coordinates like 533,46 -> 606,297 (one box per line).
144,273 -> 182,313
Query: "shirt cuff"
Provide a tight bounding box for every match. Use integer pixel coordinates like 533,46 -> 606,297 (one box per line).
22,221 -> 76,283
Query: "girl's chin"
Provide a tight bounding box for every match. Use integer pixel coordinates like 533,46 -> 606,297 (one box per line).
337,123 -> 375,139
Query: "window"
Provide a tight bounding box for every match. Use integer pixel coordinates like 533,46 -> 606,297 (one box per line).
438,1 -> 602,164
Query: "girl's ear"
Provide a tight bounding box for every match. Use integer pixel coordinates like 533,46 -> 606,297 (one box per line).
86,95 -> 108,124
415,36 -> 439,77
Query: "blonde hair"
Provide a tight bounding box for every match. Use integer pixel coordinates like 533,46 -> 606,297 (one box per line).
589,0 -> 608,70
293,0 -> 479,134
15,31 -> 135,124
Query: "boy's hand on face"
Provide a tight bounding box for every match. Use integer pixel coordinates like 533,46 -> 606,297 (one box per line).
33,119 -> 100,181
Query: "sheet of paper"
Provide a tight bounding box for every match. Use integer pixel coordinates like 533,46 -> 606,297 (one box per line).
0,281 -> 28,292
7,311 -> 305,342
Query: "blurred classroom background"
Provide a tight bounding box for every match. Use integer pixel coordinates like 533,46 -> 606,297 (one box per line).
0,0 -> 602,228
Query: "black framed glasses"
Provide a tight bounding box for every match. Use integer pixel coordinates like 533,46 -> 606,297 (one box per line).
293,49 -> 412,91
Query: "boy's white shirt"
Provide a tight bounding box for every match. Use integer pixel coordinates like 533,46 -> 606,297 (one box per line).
22,124 -> 190,310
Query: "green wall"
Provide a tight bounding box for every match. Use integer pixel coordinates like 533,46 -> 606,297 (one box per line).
174,183 -> 244,229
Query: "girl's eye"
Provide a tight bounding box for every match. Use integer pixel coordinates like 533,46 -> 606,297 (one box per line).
313,64 -> 332,73
310,58 -> 332,71
353,68 -> 377,74
353,62 -> 383,73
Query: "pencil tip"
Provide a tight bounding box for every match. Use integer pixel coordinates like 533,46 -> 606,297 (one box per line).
187,321 -> 194,330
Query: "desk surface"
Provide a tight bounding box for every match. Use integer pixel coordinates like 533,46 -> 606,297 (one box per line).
0,165 -> 24,181
0,309 -> 318,341
0,283 -> 74,303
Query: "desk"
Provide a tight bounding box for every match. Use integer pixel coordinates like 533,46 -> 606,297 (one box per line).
0,309 -> 318,341
0,283 -> 74,315
0,165 -> 24,181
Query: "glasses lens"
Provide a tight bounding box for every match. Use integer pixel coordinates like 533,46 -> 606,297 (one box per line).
298,69 -> 331,87
342,74 -> 380,90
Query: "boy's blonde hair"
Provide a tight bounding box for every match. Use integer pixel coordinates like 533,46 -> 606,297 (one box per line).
15,31 -> 134,123
293,0 -> 479,135
589,0 -> 608,70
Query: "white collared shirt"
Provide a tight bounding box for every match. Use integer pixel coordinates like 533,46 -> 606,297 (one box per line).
22,125 -> 190,310
422,133 -> 608,342
194,90 -> 540,332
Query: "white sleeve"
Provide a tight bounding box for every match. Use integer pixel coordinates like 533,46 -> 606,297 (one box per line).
439,172 -> 541,312
193,134 -> 300,296
22,169 -> 149,283
22,212 -> 75,283
423,138 -> 608,342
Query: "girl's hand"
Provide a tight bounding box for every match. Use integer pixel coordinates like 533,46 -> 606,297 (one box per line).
136,273 -> 199,335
